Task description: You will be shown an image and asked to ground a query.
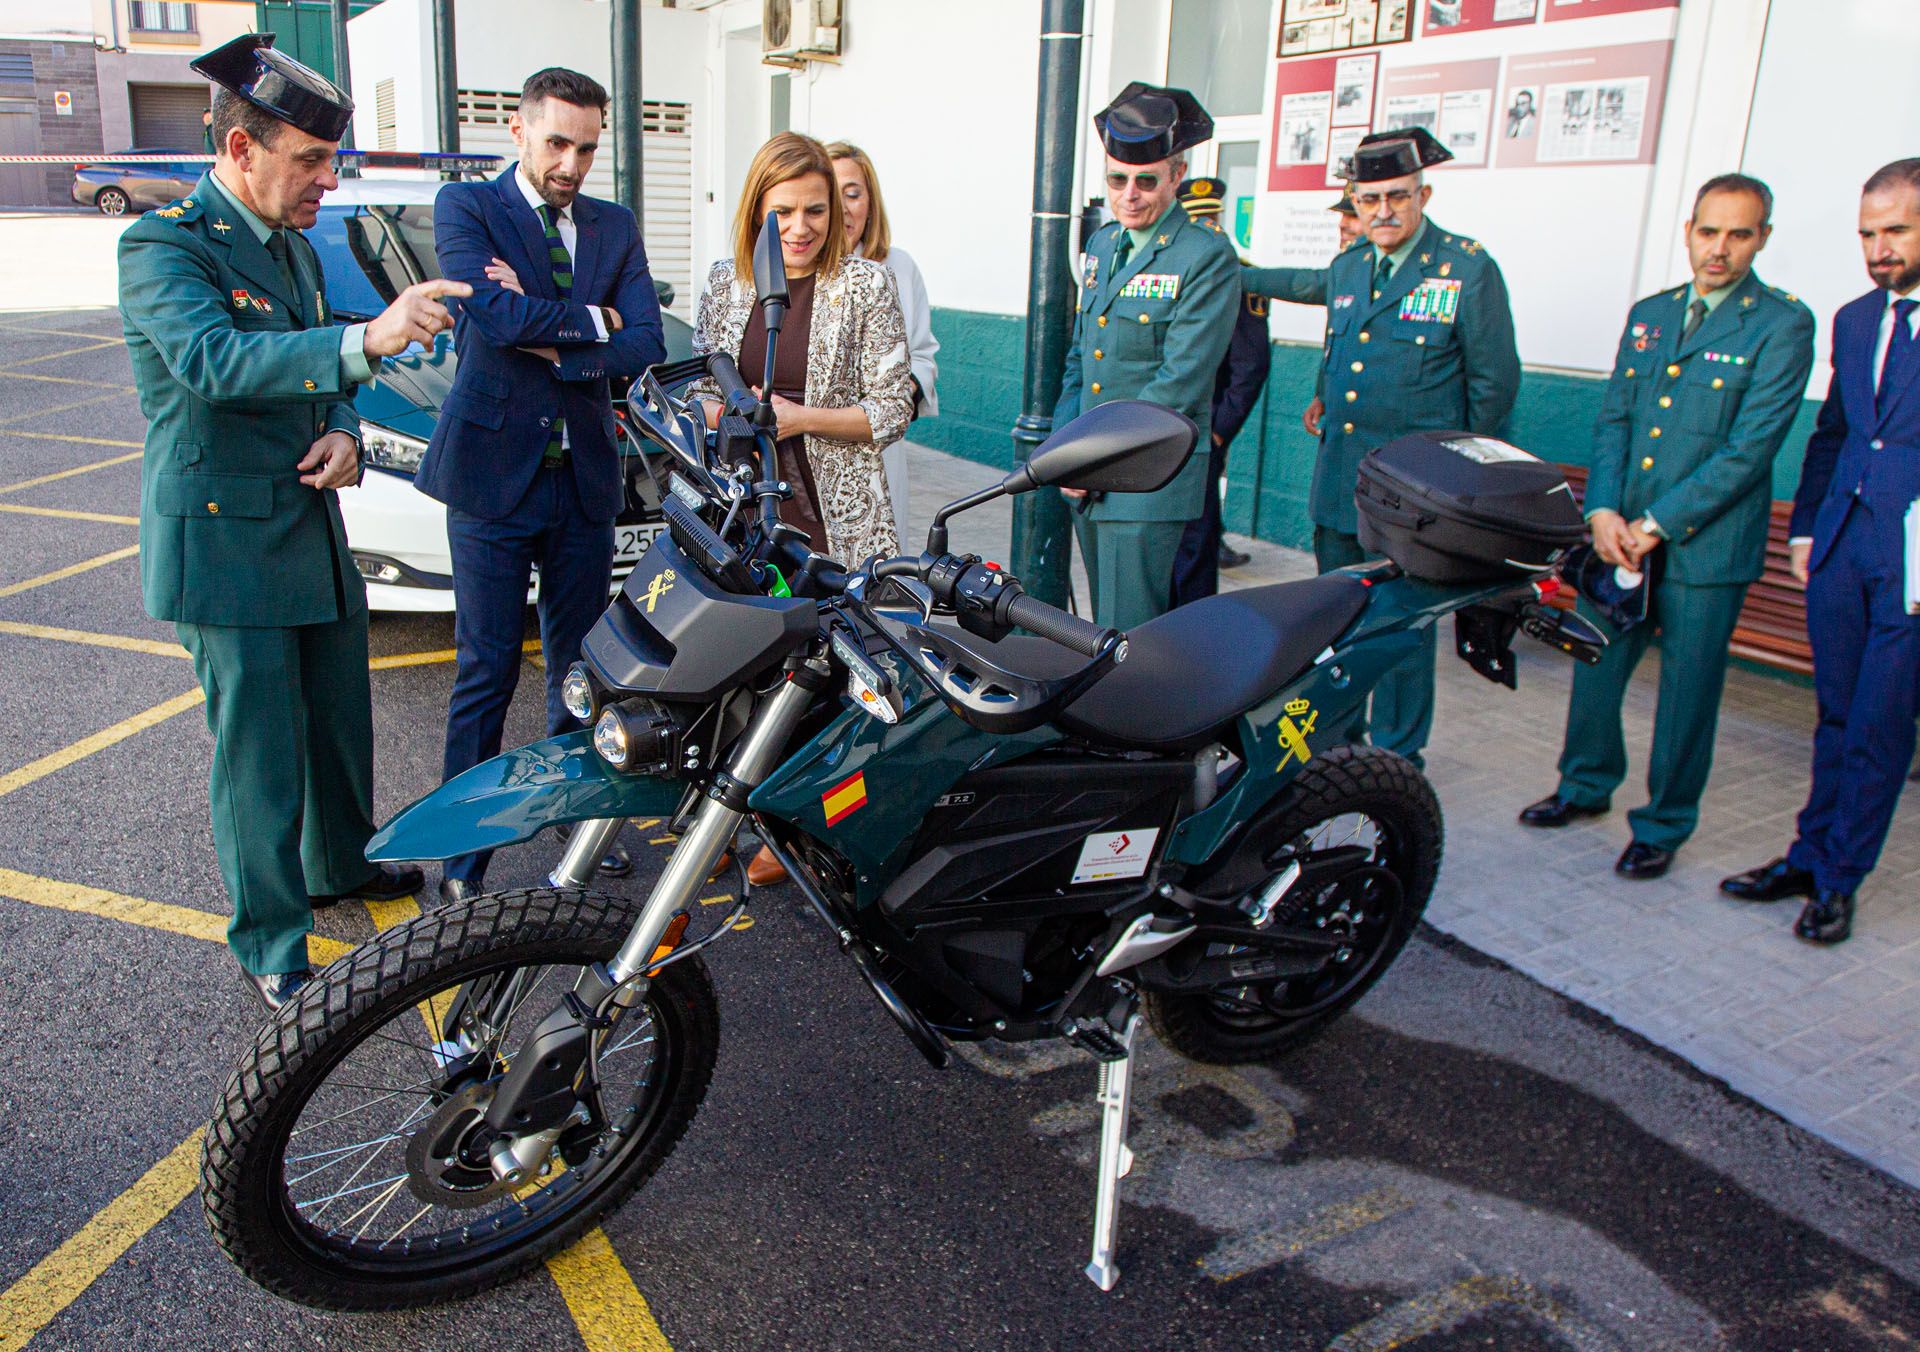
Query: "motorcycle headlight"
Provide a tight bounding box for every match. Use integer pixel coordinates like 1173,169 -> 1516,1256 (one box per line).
593,706 -> 632,768
562,663 -> 598,723
593,699 -> 682,771
359,422 -> 428,474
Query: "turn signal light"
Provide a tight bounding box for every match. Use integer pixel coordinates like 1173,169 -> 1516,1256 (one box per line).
645,912 -> 692,975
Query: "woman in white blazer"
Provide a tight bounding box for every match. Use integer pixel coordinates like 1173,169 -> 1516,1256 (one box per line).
828,142 -> 939,545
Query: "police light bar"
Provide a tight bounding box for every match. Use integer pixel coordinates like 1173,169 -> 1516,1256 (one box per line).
337,150 -> 505,173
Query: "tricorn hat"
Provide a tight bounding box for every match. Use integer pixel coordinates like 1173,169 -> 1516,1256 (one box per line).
1178,176 -> 1226,217
192,33 -> 354,144
1095,81 -> 1214,166
1328,188 -> 1358,218
1340,127 -> 1452,183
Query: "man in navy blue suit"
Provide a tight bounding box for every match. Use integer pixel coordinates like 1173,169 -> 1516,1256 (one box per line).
1722,158 -> 1920,943
419,67 -> 664,905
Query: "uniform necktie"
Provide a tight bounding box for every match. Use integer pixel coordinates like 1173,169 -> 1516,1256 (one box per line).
1681,298 -> 1706,341
541,203 -> 571,465
1373,251 -> 1392,300
1878,297 -> 1917,416
1112,235 -> 1133,272
265,231 -> 300,321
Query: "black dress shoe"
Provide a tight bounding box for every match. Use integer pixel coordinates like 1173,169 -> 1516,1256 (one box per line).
1615,841 -> 1674,879
311,864 -> 425,909
1720,856 -> 1815,903
244,966 -> 312,1012
1795,889 -> 1854,944
437,877 -> 481,908
1218,543 -> 1253,570
1518,793 -> 1609,828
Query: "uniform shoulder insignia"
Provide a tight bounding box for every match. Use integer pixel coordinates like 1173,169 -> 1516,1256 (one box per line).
1456,237 -> 1483,256
1195,215 -> 1222,234
147,197 -> 203,223
1769,284 -> 1803,304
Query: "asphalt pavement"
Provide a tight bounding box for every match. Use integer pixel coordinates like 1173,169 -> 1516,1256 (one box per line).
1,306 -> 1918,1351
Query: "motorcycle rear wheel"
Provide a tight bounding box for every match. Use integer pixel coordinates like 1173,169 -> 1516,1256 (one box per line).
201,888 -> 718,1310
1147,745 -> 1441,1064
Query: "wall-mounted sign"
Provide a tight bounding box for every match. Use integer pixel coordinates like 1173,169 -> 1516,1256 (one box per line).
53,91 -> 73,117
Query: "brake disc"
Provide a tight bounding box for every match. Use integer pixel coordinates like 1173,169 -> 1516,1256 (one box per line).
404,1081 -> 523,1209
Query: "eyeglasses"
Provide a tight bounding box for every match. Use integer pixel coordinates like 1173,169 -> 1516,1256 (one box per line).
1352,189 -> 1416,211
1105,171 -> 1162,192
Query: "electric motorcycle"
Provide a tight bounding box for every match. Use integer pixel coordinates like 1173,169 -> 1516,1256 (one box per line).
200,218 -> 1604,1309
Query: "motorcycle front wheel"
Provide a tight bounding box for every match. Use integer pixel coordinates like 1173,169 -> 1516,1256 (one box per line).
201,888 -> 718,1310
1146,745 -> 1441,1065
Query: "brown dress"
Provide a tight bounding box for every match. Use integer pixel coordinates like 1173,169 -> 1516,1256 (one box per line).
740,273 -> 828,552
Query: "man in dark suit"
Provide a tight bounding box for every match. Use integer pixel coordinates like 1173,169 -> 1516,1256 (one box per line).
1722,158 -> 1920,943
419,67 -> 665,905
1169,176 -> 1271,604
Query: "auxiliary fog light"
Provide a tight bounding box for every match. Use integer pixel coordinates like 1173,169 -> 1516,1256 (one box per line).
562,662 -> 597,723
593,706 -> 632,768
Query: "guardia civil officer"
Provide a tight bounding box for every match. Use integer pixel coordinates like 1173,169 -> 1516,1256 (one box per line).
118,34 -> 468,1010
1055,82 -> 1240,630
1519,174 -> 1815,881
1242,128 -> 1520,767
1722,158 -> 1920,943
1169,175 -> 1270,604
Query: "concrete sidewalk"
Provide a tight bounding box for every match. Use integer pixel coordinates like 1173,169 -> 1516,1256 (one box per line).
903,439 -> 1920,1192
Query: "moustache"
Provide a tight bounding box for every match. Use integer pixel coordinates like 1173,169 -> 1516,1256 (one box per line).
1370,216 -> 1402,229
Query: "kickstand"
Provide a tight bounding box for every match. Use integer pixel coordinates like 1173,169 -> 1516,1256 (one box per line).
1084,1012 -> 1141,1291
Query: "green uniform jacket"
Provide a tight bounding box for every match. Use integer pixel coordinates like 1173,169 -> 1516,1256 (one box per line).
1054,203 -> 1240,522
1583,270 -> 1815,586
1244,220 -> 1520,535
119,172 -> 365,628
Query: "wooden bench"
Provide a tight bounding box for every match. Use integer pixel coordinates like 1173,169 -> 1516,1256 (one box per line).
1557,464 -> 1811,677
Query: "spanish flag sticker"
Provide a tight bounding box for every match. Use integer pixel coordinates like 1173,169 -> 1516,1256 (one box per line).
822,771 -> 868,827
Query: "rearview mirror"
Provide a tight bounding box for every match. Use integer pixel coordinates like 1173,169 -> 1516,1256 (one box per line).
1005,401 -> 1198,496
752,210 -> 789,312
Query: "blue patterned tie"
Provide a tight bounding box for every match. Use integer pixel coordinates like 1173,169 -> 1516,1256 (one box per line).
1879,297 -> 1917,417
541,203 -> 571,465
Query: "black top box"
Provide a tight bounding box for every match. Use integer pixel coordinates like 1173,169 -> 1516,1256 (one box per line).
1355,431 -> 1587,583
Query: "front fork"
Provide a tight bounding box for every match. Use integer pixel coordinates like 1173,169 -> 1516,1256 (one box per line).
478,653 -> 826,1157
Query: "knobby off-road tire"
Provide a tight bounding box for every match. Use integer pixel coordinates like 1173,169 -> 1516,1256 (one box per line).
1147,745 -> 1442,1065
201,888 -> 718,1310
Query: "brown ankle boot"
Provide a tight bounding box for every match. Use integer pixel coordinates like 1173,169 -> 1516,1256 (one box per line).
746,844 -> 788,887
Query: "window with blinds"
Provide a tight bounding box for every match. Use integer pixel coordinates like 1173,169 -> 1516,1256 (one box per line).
129,2 -> 195,33
375,78 -> 396,150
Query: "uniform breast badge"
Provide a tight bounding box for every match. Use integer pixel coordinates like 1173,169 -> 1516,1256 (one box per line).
1399,278 -> 1462,323
1118,272 -> 1181,300
211,220 -> 232,233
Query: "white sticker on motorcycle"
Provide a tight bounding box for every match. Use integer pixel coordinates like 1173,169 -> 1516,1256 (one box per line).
1071,829 -> 1160,885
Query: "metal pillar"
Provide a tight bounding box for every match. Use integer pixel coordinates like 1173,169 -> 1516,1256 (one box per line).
612,0 -> 644,218
433,0 -> 460,155
330,0 -> 357,169
1009,0 -> 1085,609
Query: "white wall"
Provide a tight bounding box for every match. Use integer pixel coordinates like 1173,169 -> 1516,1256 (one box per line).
1742,0 -> 1920,398
0,0 -> 93,39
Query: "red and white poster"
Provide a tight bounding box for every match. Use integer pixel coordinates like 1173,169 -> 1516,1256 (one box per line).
1374,58 -> 1501,168
1421,0 -> 1539,38
1544,0 -> 1676,20
1496,41 -> 1672,167
1268,54 -> 1382,191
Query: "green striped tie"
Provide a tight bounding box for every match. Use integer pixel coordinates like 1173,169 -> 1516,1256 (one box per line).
542,203 -> 571,465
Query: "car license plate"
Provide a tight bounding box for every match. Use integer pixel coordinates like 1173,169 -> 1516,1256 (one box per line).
614,521 -> 664,567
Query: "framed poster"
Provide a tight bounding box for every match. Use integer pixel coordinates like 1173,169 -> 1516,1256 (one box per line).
1278,0 -> 1412,57
1373,58 -> 1502,168
1422,0 -> 1540,37
1497,41 -> 1673,167
1268,54 -> 1383,191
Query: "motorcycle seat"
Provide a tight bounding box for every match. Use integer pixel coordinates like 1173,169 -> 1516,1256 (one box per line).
994,572 -> 1372,751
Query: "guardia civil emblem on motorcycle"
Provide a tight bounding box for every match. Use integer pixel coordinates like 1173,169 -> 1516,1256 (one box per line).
199,216 -> 1605,1309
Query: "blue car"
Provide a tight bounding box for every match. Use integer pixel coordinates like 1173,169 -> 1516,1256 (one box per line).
310,176 -> 692,612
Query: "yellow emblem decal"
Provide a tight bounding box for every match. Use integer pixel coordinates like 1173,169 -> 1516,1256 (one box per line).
642,568 -> 677,613
1276,697 -> 1318,770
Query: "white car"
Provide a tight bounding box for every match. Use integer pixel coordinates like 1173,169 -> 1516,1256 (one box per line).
310,174 -> 690,612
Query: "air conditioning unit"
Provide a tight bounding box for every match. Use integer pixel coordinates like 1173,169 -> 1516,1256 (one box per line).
763,0 -> 842,68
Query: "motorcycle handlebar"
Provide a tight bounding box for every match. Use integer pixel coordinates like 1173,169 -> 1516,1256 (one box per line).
1003,590 -> 1118,659
705,352 -> 753,411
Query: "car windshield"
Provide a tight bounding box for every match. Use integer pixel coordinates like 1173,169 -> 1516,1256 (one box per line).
309,202 -> 442,320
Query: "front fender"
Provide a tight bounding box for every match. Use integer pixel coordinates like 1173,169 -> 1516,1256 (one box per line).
367,730 -> 688,862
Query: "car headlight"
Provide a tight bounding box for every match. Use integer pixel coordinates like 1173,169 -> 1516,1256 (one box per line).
360,422 -> 428,474
562,663 -> 598,723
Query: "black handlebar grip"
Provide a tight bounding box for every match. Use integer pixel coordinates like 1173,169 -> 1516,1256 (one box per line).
1004,591 -> 1119,659
705,351 -> 752,406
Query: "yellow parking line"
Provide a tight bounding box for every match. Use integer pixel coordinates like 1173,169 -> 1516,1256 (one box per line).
0,371 -> 136,390
547,1230 -> 674,1352
0,621 -> 183,658
0,450 -> 142,495
3,340 -> 125,368
0,503 -> 138,525
0,687 -> 203,799
0,1131 -> 204,1352
0,544 -> 139,598
0,391 -> 122,425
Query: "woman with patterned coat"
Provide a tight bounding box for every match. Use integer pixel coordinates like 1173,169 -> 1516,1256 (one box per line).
690,132 -> 914,566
